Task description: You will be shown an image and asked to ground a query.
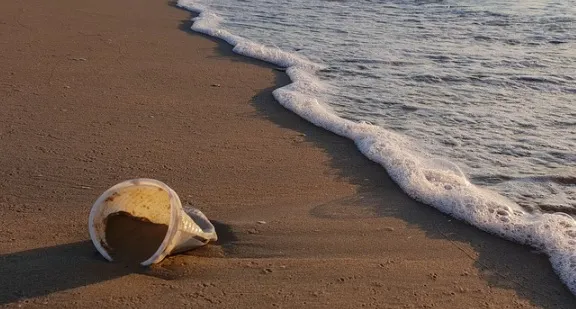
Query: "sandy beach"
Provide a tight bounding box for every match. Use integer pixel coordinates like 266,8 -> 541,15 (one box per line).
1,0 -> 575,308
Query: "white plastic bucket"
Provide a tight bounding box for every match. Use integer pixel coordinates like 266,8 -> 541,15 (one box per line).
88,178 -> 217,265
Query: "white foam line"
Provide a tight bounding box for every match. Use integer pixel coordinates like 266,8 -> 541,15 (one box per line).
177,0 -> 576,296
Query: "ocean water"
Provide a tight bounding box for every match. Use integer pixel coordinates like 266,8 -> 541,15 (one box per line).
177,0 -> 576,294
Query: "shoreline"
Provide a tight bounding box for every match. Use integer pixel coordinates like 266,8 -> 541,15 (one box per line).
0,0 -> 574,308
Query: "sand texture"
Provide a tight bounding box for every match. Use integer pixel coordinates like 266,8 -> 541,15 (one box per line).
0,0 -> 575,308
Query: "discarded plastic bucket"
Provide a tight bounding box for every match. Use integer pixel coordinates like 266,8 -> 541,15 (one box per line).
88,178 -> 217,266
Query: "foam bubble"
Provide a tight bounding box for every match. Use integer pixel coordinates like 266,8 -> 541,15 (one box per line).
177,0 -> 576,296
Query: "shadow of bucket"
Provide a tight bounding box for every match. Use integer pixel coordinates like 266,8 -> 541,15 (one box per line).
88,178 -> 217,265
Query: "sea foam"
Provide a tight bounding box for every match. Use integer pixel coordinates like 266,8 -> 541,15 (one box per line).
177,0 -> 576,295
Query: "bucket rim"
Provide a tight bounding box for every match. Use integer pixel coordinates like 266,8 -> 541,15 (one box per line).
88,178 -> 181,266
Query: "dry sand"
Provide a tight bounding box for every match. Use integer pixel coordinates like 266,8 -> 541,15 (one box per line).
0,0 -> 575,308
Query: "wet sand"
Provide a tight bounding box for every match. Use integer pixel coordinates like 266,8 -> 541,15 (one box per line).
0,0 -> 575,308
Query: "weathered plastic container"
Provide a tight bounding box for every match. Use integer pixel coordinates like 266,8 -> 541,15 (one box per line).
88,178 -> 217,265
